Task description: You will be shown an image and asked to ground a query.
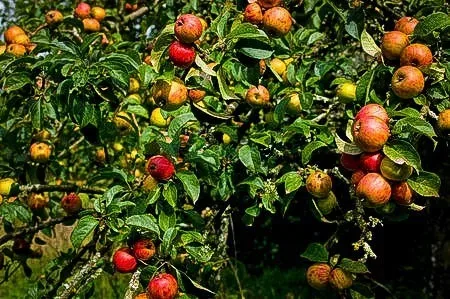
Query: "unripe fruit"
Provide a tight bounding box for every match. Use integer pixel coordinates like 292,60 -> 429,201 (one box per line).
340,153 -> 360,171
356,173 -> 391,207
4,25 -> 26,44
188,89 -> 206,103
351,169 -> 366,185
0,45 -> 5,54
30,142 -> 52,163
142,175 -> 159,192
244,3 -> 263,25
33,129 -> 51,141
222,133 -> 232,144
400,44 -> 433,68
129,78 -> 140,94
113,142 -> 124,152
360,152 -> 384,172
316,191 -> 337,215
0,178 -> 19,196
336,82 -> 357,104
245,85 -> 270,107
82,18 -> 101,32
270,58 -> 286,76
306,263 -> 331,290
12,238 -> 31,255
355,104 -> 389,124
147,273 -> 178,299
174,14 -> 203,44
132,239 -> 156,261
45,10 -> 64,26
257,0 -> 283,9
352,117 -> 390,152
113,247 -> 138,273
394,17 -> 419,35
286,93 -> 302,116
329,268 -> 353,290
113,111 -> 133,135
152,78 -> 188,111
146,155 -> 175,181
437,109 -> 450,131
91,7 -> 106,22
11,34 -> 30,46
391,181 -> 414,205
381,31 -> 409,60
61,192 -> 82,214
150,108 -> 171,128
306,171 -> 332,198
391,66 -> 424,99
75,2 -> 91,19
263,7 -> 292,37
168,40 -> 196,68
380,157 -> 413,181
6,44 -> 26,57
27,193 -> 49,210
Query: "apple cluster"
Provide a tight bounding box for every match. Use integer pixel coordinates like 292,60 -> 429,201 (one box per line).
306,263 -> 353,291
168,14 -> 204,68
113,239 -> 178,298
74,2 -> 106,33
0,25 -> 35,57
243,0 -> 293,37
306,170 -> 337,215
380,17 -> 433,100
341,104 -> 414,207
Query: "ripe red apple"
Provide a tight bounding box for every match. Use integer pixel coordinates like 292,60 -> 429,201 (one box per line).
391,181 -> 414,205
45,10 -> 64,26
244,3 -> 263,25
352,117 -> 390,152
245,85 -> 270,107
306,263 -> 331,290
351,169 -> 366,186
380,157 -> 413,181
75,2 -> 91,19
360,152 -> 384,172
381,31 -> 409,60
132,239 -> 156,261
356,173 -> 392,207
113,247 -> 138,273
168,40 -> 196,68
258,0 -> 283,8
394,17 -> 419,35
355,104 -> 389,124
174,14 -> 203,43
262,7 -> 292,37
437,109 -> 450,131
391,66 -> 424,99
340,153 -> 360,171
400,44 -> 433,68
146,155 -> 175,181
147,273 -> 178,299
329,268 -> 353,290
61,192 -> 82,214
306,171 -> 332,198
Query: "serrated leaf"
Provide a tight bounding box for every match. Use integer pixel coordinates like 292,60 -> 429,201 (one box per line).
71,215 -> 99,248
185,245 -> 214,263
217,68 -> 239,100
356,69 -> 375,103
227,23 -> 268,40
195,55 -> 216,76
277,172 -> 303,194
150,24 -> 174,72
168,112 -> 197,139
392,117 -> 437,143
126,214 -> 160,236
360,29 -> 381,57
334,133 -> 363,155
176,171 -> 200,204
238,145 -> 262,173
300,243 -> 329,262
383,140 -> 421,173
339,258 -> 369,273
414,12 -> 450,37
163,182 -> 178,207
302,141 -> 327,165
235,39 -> 274,59
408,171 -> 440,197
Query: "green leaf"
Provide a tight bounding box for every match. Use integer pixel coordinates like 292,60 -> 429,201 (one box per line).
408,171 -> 440,197
161,227 -> 178,256
71,215 -> 99,248
227,23 -> 268,40
383,140 -> 421,173
163,182 -> 178,207
339,258 -> 369,273
3,72 -> 32,92
300,243 -> 329,262
181,231 -> 204,245
414,12 -> 450,37
277,172 -> 303,194
360,29 -> 381,57
235,39 -> 274,59
30,100 -> 43,130
392,117 -> 437,142
126,214 -> 160,236
185,245 -> 214,263
356,69 -> 375,103
302,141 -> 327,165
334,133 -> 362,155
158,208 -> 176,232
168,112 -> 197,140
104,185 -> 125,208
126,105 -> 149,118
217,68 -> 239,100
150,24 -> 174,72
238,145 -> 262,173
194,55 -> 216,76
176,171 -> 200,204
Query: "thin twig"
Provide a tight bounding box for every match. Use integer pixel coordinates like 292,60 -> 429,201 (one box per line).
123,7 -> 150,23
19,183 -> 105,194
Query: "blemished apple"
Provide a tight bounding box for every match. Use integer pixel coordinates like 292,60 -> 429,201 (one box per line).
244,3 -> 263,25
245,85 -> 270,107
400,43 -> 433,68
391,66 -> 424,99
147,273 -> 179,299
394,16 -> 419,35
437,109 -> 450,131
352,117 -> 390,152
306,263 -> 331,290
356,173 -> 391,207
306,171 -> 332,198
262,7 -> 292,37
355,103 -> 389,124
381,31 -> 409,60
174,14 -> 203,43
45,10 -> 64,26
